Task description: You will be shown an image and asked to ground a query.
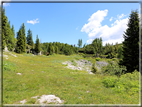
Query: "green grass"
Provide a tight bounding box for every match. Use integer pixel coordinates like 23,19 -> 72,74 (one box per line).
3,52 -> 140,104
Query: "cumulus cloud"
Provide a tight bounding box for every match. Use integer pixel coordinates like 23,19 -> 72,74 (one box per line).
27,18 -> 39,25
81,10 -> 129,46
103,38 -> 124,46
81,9 -> 108,33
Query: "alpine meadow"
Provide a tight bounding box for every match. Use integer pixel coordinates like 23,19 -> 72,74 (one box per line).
1,2 -> 141,106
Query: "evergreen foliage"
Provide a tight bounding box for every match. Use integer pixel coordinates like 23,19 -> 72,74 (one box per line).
15,29 -> 24,53
34,35 -> 40,53
119,10 -> 139,73
20,23 -> 26,52
7,22 -> 15,51
78,39 -> 82,48
2,8 -> 16,51
27,29 -> 34,47
2,8 -> 8,50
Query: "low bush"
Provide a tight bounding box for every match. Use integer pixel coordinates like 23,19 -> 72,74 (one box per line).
102,70 -> 139,94
95,57 -> 101,61
91,63 -> 98,73
112,58 -> 118,61
120,70 -> 139,81
100,55 -> 107,58
102,76 -> 118,88
101,62 -> 127,77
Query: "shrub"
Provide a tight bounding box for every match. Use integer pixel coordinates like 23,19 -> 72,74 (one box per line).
113,73 -> 139,94
64,47 -> 73,55
102,76 -> 118,88
121,69 -> 139,81
91,63 -> 98,73
100,55 -> 107,58
112,58 -> 118,61
102,70 -> 139,94
113,84 -> 126,93
82,54 -> 86,58
101,62 -> 127,77
95,57 -> 101,61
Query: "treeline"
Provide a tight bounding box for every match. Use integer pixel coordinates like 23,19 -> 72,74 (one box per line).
79,38 -> 123,59
40,42 -> 78,55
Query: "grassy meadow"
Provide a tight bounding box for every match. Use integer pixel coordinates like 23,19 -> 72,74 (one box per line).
3,51 -> 140,105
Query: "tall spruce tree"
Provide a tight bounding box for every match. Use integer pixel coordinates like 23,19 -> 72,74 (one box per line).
27,29 -> 34,47
35,35 -> 40,53
7,21 -> 15,51
20,23 -> 26,52
2,8 -> 8,50
119,10 -> 139,73
15,29 -> 24,53
11,25 -> 16,49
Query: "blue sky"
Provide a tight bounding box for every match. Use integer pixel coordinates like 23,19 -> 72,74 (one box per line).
2,0 -> 140,46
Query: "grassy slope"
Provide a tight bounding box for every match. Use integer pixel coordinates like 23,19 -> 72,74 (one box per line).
3,52 -> 139,104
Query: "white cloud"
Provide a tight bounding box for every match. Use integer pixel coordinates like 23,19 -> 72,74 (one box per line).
103,38 -> 124,46
81,9 -> 108,33
118,14 -> 124,19
27,18 -> 39,25
81,10 -> 129,46
109,17 -> 113,21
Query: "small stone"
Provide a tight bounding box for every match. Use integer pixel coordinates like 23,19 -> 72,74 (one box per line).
17,73 -> 22,75
87,90 -> 90,93
20,99 -> 26,104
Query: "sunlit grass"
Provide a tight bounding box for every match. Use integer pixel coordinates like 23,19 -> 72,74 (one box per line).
3,51 -> 140,104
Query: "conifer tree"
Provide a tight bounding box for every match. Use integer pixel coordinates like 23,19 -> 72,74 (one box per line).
34,35 -> 40,53
20,23 -> 26,52
7,21 -> 15,51
11,25 -> 16,49
15,29 -> 24,53
27,29 -> 34,47
2,8 -> 8,50
119,10 -> 139,73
